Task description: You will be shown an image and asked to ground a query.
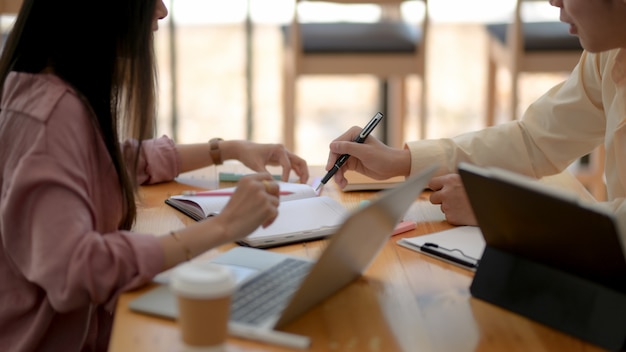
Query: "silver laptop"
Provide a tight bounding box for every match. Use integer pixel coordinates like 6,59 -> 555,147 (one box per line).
129,164 -> 437,347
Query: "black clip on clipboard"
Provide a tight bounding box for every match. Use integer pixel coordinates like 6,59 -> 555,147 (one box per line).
420,242 -> 480,270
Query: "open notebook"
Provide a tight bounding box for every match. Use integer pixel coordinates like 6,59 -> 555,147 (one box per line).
166,182 -> 348,248
129,164 -> 438,348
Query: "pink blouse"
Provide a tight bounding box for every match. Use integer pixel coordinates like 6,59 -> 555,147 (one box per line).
0,72 -> 180,351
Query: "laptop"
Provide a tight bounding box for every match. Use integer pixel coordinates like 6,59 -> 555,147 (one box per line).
129,164 -> 437,347
458,162 -> 626,351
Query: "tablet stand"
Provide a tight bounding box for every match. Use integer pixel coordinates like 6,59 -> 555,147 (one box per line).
470,246 -> 626,351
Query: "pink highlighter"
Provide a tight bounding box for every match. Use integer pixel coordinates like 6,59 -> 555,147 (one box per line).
391,220 -> 417,236
358,200 -> 416,236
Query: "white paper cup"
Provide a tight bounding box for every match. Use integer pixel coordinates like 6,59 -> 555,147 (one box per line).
171,262 -> 235,350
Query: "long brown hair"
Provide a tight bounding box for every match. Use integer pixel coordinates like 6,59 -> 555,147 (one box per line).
0,0 -> 158,229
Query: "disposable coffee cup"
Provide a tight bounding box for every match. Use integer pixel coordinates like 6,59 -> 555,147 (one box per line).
171,262 -> 236,351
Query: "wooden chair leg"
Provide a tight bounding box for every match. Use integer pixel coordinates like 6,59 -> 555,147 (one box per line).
591,145 -> 607,201
574,145 -> 606,201
419,72 -> 427,140
486,56 -> 497,126
588,146 -> 606,201
386,76 -> 406,148
282,55 -> 296,151
510,71 -> 519,121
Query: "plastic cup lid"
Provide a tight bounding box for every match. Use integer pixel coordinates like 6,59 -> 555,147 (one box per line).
170,262 -> 235,299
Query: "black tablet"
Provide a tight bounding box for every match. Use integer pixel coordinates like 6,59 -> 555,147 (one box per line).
458,162 -> 626,292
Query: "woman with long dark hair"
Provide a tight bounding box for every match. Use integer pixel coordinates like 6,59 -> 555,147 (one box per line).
0,1 -> 308,350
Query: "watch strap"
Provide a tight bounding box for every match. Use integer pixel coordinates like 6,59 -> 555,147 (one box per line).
209,138 -> 224,165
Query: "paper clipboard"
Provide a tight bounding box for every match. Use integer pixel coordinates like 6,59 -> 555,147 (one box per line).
397,226 -> 485,271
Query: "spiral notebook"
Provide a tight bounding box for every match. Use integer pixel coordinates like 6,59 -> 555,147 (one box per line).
165,182 -> 348,248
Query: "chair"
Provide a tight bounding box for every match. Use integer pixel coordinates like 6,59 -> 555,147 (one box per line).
484,0 -> 582,125
282,0 -> 429,150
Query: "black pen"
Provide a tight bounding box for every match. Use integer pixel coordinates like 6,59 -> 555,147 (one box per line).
315,112 -> 384,192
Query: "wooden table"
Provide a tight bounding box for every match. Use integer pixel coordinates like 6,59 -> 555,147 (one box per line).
109,164 -> 603,352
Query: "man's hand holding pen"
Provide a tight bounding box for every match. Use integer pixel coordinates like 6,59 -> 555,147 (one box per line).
322,113 -> 412,190
317,112 -> 384,191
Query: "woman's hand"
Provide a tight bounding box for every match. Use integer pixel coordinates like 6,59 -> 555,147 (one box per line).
428,173 -> 478,226
210,173 -> 281,242
325,126 -> 411,189
161,173 -> 283,268
177,140 -> 309,183
222,141 -> 309,184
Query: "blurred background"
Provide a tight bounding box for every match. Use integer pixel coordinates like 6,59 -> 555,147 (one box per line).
153,0 -> 568,165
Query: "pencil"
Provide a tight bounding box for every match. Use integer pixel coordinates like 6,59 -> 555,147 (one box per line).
181,190 -> 294,196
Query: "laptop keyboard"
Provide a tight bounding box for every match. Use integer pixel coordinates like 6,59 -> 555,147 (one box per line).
230,258 -> 313,325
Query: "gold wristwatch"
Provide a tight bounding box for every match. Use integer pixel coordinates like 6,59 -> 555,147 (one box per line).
209,138 -> 224,165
